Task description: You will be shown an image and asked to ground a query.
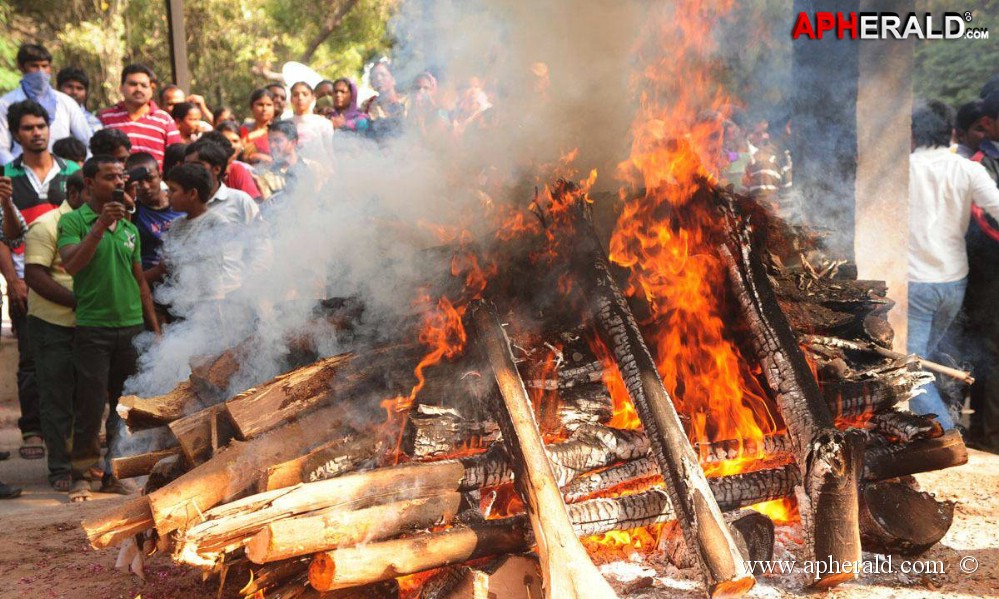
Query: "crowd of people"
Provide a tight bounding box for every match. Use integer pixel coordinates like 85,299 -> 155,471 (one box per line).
0,43 -> 497,501
0,39 -> 997,501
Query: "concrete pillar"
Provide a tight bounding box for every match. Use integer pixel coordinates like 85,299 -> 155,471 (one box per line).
792,0 -> 912,349
855,2 -> 913,350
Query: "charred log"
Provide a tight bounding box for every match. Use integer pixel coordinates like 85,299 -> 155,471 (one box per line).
859,480 -> 955,556
565,184 -> 754,598
718,197 -> 862,587
863,429 -> 967,481
871,411 -> 944,443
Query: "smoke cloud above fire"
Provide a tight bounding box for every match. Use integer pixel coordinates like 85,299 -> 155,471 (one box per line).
125,0 -> 648,399
125,0 -> 850,433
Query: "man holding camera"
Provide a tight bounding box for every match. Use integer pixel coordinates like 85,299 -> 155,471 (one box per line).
0,99 -> 79,463
57,154 -> 159,501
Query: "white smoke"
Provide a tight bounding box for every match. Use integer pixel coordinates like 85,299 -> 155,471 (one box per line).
125,0 -> 646,398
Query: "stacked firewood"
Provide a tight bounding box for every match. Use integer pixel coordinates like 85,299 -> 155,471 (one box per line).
83,182 -> 967,599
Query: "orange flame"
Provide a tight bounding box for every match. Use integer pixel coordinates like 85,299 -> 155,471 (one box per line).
582,523 -> 666,564
382,294 -> 467,420
602,0 -> 783,466
750,497 -> 799,526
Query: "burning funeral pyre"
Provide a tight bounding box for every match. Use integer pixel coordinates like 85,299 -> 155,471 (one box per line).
81,3 -> 967,597
82,168 -> 966,599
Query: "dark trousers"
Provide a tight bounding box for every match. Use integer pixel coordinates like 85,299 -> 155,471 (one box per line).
9,294 -> 40,439
28,316 -> 76,482
970,338 -> 999,453
70,325 -> 142,481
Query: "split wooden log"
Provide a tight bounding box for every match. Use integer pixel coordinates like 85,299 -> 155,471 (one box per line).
858,480 -> 955,556
190,346 -> 244,399
471,301 -> 619,599
245,491 -> 462,564
169,404 -> 236,465
176,459 -> 469,565
801,334 -> 974,385
309,518 -> 531,593
821,376 -> 919,418
110,447 -> 182,480
224,353 -> 354,440
150,405 -> 351,538
404,404 -> 500,459
259,434 -> 379,492
717,198 -> 862,588
563,460 -> 800,509
564,186 -> 754,598
239,558 -> 310,597
171,344 -> 420,467
82,495 -> 155,549
405,383 -> 613,458
726,511 -> 775,564
117,381 -> 204,430
695,435 -> 792,464
307,470 -> 791,593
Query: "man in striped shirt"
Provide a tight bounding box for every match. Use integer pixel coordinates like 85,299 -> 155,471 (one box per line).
98,64 -> 180,168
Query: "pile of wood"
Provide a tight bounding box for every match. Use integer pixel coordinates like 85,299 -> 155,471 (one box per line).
83,181 -> 967,599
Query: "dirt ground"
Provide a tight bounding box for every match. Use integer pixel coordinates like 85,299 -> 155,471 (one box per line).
1,331 -> 998,599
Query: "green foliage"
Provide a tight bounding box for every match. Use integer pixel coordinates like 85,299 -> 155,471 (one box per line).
0,6 -> 22,92
914,0 -> 999,108
0,0 -> 396,118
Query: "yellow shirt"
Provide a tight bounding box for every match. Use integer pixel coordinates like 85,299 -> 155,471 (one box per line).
25,201 -> 75,327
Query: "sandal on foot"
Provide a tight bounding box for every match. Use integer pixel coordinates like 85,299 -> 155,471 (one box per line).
51,477 -> 72,492
19,437 -> 45,460
68,480 -> 92,502
0,483 -> 22,499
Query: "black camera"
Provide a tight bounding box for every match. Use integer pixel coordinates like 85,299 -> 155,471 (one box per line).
126,166 -> 150,184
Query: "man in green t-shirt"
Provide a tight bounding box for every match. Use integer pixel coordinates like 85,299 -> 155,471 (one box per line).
57,154 -> 160,500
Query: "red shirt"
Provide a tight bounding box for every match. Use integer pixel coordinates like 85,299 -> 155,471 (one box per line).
226,160 -> 262,201
98,101 -> 181,167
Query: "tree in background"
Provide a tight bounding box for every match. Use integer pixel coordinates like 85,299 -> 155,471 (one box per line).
0,0 -> 395,118
915,0 -> 998,107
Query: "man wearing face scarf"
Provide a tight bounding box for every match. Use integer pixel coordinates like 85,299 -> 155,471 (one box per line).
0,44 -> 92,167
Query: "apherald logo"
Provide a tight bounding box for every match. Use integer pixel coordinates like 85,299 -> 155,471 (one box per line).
792,11 -> 989,40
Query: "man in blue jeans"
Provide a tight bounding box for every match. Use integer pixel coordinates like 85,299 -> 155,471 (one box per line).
909,100 -> 999,429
